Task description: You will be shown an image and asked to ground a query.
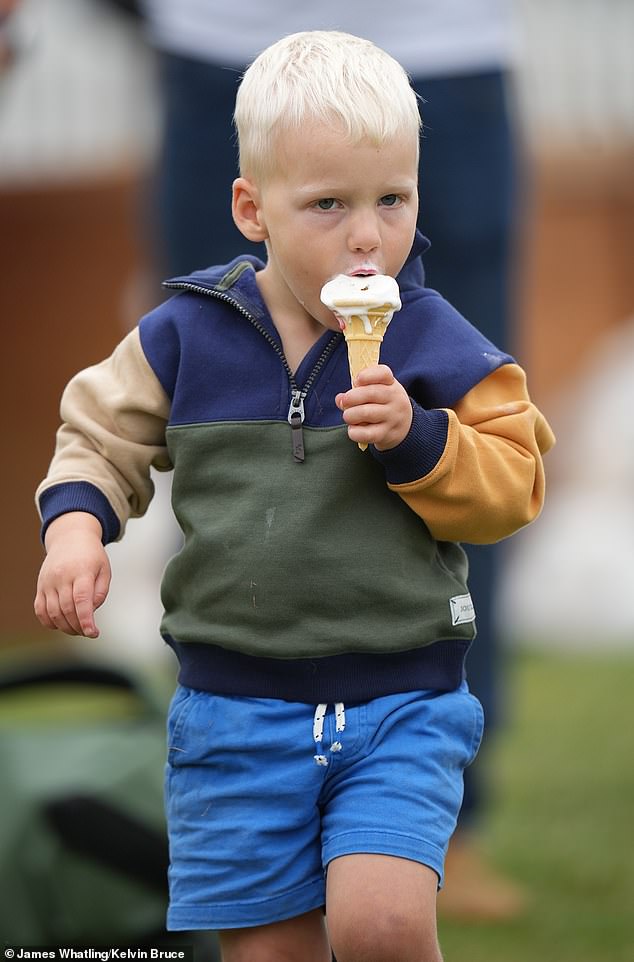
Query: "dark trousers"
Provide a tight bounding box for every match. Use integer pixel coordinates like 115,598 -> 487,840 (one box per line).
412,70 -> 517,824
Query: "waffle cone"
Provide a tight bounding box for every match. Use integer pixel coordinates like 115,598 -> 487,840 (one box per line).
342,310 -> 392,450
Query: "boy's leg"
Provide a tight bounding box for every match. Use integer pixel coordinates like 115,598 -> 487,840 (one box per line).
317,687 -> 482,962
218,854 -> 442,962
219,908 -> 331,962
327,854 -> 442,962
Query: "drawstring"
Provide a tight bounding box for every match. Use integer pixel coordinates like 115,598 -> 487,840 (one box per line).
313,702 -> 346,766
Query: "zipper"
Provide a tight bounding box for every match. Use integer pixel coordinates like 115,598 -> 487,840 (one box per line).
287,389 -> 306,462
162,281 -> 340,462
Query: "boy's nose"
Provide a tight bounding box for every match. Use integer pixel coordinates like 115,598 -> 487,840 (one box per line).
347,210 -> 381,253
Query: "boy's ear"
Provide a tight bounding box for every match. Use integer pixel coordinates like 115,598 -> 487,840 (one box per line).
232,177 -> 269,243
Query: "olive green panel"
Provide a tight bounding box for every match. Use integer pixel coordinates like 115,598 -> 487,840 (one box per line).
162,421 -> 472,659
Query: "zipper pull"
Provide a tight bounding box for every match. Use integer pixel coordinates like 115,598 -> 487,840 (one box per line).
287,389 -> 306,462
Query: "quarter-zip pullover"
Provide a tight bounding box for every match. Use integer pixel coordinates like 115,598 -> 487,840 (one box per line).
37,233 -> 554,702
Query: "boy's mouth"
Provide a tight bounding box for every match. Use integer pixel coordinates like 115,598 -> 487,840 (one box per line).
348,267 -> 378,277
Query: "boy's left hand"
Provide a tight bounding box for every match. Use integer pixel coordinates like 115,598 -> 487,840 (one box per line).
335,365 -> 413,451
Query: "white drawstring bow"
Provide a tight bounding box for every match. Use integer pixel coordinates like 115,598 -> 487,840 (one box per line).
313,702 -> 346,766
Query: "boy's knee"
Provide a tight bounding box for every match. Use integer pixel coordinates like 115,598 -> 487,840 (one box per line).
330,910 -> 442,962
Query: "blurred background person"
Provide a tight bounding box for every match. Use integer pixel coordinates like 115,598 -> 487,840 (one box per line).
123,0 -> 526,920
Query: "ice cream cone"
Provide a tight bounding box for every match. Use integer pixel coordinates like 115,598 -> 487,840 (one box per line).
342,309 -> 392,378
320,274 -> 401,452
342,310 -> 392,450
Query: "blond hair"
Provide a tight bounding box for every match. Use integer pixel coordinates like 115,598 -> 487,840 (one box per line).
234,30 -> 421,181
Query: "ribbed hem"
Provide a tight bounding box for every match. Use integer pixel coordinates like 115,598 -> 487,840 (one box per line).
371,403 -> 449,484
164,637 -> 469,703
39,481 -> 120,544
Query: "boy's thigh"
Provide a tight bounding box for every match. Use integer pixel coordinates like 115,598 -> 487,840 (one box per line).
327,854 -> 441,962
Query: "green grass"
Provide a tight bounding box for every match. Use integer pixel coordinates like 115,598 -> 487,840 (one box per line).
439,649 -> 634,962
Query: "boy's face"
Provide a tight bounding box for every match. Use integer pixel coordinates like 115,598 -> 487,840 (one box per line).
245,122 -> 419,332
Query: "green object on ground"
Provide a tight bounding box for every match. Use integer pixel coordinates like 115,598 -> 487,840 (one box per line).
0,650 -> 170,944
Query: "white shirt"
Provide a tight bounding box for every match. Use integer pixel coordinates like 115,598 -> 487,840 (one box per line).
141,0 -> 517,76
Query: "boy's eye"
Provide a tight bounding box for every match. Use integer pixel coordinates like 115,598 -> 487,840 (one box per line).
379,194 -> 400,207
316,198 -> 339,210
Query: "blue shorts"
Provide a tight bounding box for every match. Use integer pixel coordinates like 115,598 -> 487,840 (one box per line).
165,682 -> 483,931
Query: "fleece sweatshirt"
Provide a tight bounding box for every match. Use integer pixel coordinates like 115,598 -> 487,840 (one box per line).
37,233 -> 554,702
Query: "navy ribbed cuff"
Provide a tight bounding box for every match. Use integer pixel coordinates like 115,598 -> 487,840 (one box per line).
371,402 -> 449,484
39,481 -> 120,544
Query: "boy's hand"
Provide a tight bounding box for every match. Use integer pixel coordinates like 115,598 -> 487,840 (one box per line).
335,365 -> 413,451
34,512 -> 111,639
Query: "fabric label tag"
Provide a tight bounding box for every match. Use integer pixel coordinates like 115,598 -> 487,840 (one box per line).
449,593 -> 476,626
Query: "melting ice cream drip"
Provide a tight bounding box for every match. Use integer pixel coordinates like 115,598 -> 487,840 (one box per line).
320,274 -> 401,333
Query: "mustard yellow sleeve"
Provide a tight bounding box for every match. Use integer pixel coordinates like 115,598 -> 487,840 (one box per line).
36,327 -> 171,538
388,363 -> 556,544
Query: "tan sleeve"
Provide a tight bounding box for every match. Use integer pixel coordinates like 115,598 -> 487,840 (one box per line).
36,327 -> 171,537
388,363 -> 556,544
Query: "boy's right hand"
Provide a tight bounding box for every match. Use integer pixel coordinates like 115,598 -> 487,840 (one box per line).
34,512 -> 111,639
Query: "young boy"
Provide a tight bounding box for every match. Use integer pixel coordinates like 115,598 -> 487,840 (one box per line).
34,31 -> 554,962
